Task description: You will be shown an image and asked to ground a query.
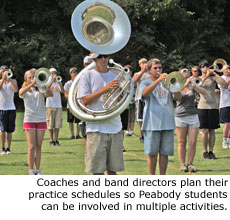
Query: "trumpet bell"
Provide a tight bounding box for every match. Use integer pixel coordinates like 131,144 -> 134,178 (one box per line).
164,71 -> 185,92
193,77 -> 202,87
71,0 -> 131,54
56,76 -> 62,83
6,70 -> 13,79
35,68 -> 52,86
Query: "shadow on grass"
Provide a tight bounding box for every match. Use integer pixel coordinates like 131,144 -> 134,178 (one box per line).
124,159 -> 146,162
42,151 -> 75,155
197,169 -> 230,172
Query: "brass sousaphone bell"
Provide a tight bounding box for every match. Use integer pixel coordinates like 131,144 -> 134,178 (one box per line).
68,0 -> 134,122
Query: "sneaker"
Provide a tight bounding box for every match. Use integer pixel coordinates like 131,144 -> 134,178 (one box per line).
70,135 -> 75,139
55,140 -> 60,146
36,170 -> 42,175
222,139 -> 229,149
187,164 -> 196,173
50,141 -> 56,146
125,133 -> 132,136
180,164 -> 188,172
29,170 -> 35,175
76,135 -> 82,139
209,151 -> 217,159
203,152 -> 209,159
140,136 -> 144,143
1,149 -> 6,155
6,149 -> 11,155
123,148 -> 127,152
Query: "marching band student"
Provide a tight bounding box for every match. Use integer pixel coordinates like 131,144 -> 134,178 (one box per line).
77,53 -> 124,175
64,67 -> 82,139
198,60 -> 227,159
46,68 -> 64,146
19,69 -> 53,175
140,58 -> 181,175
134,58 -> 149,143
175,68 -> 207,172
0,65 -> 18,155
218,65 -> 230,149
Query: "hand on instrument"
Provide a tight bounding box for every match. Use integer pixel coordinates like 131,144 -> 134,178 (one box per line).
140,63 -> 147,73
158,73 -> 168,82
105,80 -> 120,91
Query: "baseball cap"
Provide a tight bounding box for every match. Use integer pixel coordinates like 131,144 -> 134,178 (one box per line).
0,65 -> 9,70
83,56 -> 92,64
89,52 -> 99,59
49,68 -> 57,72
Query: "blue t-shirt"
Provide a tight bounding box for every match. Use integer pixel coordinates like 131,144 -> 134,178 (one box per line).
139,79 -> 175,131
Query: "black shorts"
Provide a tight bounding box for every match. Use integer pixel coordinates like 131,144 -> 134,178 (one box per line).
0,110 -> 16,132
197,109 -> 220,129
220,107 -> 230,123
79,121 -> 87,138
136,100 -> 145,121
121,109 -> 129,130
67,109 -> 81,123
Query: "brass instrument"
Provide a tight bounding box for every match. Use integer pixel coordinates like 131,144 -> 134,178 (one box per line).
164,72 -> 185,92
68,0 -> 134,122
56,76 -> 62,83
34,68 -> 52,93
6,69 -> 13,79
209,58 -> 227,73
192,77 -> 202,87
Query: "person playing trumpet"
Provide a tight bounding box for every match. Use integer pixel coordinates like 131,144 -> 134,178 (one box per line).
198,60 -> 228,159
19,69 -> 53,175
46,68 -> 64,146
175,68 -> 207,172
140,58 -> 181,175
0,65 -> 18,155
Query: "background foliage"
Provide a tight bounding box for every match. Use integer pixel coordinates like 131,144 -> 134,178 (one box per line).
1,0 -> 230,107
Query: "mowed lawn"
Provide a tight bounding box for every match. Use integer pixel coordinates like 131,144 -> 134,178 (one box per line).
0,111 -> 230,175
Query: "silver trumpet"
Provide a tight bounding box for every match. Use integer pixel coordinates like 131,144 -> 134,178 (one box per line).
6,69 -> 13,79
56,76 -> 62,83
35,68 -> 52,93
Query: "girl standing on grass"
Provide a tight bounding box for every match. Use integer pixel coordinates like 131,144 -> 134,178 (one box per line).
19,69 -> 53,175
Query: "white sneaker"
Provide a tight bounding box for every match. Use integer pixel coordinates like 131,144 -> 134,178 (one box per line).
29,170 -> 35,175
36,170 -> 42,175
1,150 -> 6,155
222,139 -> 229,149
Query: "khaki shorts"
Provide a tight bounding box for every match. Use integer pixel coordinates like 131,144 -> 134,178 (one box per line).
85,131 -> 124,173
46,108 -> 62,129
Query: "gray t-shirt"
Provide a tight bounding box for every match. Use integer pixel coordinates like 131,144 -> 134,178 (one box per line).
175,89 -> 197,117
139,79 -> 175,131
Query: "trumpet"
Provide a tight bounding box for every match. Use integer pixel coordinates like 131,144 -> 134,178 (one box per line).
56,76 -> 62,83
6,69 -> 13,79
192,77 -> 202,87
163,71 -> 185,92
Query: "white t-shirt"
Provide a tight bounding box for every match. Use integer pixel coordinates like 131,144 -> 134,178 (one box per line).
219,75 -> 230,108
46,82 -> 62,108
64,80 -> 73,109
0,81 -> 16,110
77,69 -> 122,134
134,71 -> 150,101
19,88 -> 46,123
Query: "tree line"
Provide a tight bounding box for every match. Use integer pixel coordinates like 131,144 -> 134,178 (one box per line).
1,0 -> 230,108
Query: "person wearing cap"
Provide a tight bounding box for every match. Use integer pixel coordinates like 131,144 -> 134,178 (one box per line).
77,53 -> 124,175
64,67 -> 82,139
174,68 -> 207,173
46,68 -> 64,146
134,58 -> 149,143
19,69 -> 53,175
0,65 -> 18,155
198,60 -> 227,159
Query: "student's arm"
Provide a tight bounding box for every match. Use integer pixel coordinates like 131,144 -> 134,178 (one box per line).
10,79 -> 18,92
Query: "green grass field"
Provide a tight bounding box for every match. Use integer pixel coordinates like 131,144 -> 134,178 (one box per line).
1,111 -> 230,175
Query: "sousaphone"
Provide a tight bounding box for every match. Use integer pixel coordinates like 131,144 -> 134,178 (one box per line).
68,0 -> 134,122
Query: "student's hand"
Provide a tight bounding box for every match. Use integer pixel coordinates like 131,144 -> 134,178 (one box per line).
140,63 -> 147,73
158,73 -> 168,82
105,80 -> 120,91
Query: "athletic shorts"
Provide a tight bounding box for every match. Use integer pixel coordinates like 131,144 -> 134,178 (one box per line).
136,100 -> 145,122
67,108 -> 80,123
197,109 -> 220,129
220,107 -> 230,123
23,122 -> 47,130
79,121 -> 87,138
85,131 -> 124,173
143,130 -> 174,156
0,110 -> 16,132
128,104 -> 136,123
175,114 -> 200,128
121,109 -> 129,130
46,108 -> 62,129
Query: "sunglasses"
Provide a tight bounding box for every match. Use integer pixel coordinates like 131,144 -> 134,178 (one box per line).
192,70 -> 198,72
153,66 -> 162,70
181,68 -> 190,73
97,55 -> 109,59
200,64 -> 209,68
